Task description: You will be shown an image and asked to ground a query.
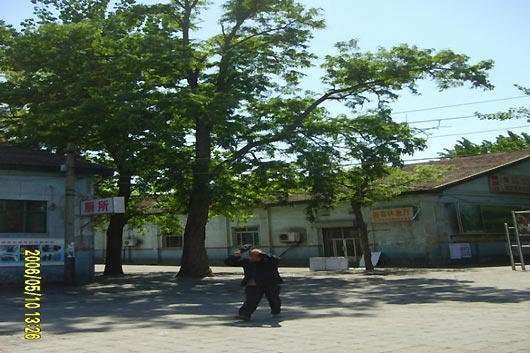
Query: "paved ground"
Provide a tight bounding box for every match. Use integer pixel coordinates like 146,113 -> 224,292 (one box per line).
1,265 -> 530,353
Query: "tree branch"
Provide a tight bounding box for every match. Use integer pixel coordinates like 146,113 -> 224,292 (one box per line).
231,20 -> 298,48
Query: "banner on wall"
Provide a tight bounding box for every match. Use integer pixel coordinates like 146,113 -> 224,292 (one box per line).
0,238 -> 64,266
489,174 -> 530,194
371,207 -> 415,223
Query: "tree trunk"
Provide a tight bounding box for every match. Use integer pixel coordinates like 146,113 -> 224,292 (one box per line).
103,173 -> 131,275
177,119 -> 212,278
352,201 -> 374,271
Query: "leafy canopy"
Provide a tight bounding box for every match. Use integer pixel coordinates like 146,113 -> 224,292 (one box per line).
441,85 -> 530,158
1,0 -> 496,221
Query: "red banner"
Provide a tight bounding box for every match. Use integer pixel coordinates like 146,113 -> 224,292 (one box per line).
371,207 -> 415,223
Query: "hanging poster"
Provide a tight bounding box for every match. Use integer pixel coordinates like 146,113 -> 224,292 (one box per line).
0,238 -> 64,266
514,211 -> 530,235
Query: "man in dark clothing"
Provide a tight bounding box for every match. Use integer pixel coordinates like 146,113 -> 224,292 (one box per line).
224,248 -> 283,321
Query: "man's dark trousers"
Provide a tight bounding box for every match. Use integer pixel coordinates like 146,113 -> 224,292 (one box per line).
239,284 -> 281,318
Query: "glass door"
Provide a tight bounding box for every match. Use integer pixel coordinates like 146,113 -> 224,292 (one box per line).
323,227 -> 360,264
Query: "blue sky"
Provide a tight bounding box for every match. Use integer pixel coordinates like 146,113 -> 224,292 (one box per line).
1,0 -> 529,160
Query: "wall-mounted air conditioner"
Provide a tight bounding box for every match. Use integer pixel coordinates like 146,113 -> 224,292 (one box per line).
123,238 -> 137,247
279,232 -> 301,243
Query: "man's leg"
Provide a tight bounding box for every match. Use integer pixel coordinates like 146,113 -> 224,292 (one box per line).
264,284 -> 281,315
238,286 -> 264,319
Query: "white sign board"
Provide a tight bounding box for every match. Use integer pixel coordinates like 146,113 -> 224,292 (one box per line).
81,197 -> 125,215
449,243 -> 472,259
359,252 -> 382,268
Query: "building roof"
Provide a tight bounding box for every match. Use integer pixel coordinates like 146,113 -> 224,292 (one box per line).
0,142 -> 113,176
403,150 -> 530,192
268,150 -> 530,204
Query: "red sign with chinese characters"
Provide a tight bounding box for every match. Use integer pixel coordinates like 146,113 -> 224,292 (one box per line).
489,174 -> 530,194
80,197 -> 125,215
371,207 -> 415,223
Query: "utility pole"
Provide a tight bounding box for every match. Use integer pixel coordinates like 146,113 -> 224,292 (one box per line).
64,143 -> 76,285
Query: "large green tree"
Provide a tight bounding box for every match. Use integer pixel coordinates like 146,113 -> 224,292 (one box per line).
316,112 -> 427,271
0,0 -> 188,275
295,110 -> 451,270
149,1 -> 494,277
1,0 -> 495,278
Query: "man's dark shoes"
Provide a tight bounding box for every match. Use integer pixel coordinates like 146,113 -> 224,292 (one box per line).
234,315 -> 250,321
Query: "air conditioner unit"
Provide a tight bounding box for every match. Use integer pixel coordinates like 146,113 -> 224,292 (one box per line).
123,238 -> 137,247
279,232 -> 301,243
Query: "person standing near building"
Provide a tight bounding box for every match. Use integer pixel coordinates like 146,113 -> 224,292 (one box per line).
224,248 -> 283,321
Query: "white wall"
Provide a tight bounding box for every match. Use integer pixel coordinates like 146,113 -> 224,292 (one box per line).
0,169 -> 96,284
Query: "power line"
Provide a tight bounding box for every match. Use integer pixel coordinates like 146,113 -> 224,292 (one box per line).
428,124 -> 530,139
405,109 -> 528,125
340,148 -> 530,167
406,114 -> 475,124
393,95 -> 529,115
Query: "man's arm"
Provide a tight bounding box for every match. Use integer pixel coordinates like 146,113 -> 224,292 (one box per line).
261,253 -> 280,266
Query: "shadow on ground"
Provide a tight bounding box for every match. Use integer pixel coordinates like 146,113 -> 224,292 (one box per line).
1,268 -> 529,335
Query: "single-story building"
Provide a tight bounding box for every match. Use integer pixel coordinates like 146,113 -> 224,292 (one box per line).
95,150 -> 530,267
0,142 -> 112,285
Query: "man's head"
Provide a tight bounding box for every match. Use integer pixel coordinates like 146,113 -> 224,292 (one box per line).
249,248 -> 263,262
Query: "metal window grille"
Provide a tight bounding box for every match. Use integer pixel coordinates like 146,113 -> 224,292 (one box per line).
163,235 -> 183,248
0,200 -> 47,233
233,226 -> 259,246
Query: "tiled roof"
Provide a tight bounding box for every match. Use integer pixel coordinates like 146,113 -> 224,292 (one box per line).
268,151 -> 530,202
262,193 -> 313,206
0,142 -> 113,176
403,150 -> 530,192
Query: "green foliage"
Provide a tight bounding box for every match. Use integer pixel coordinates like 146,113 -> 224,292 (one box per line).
0,0 -> 190,217
298,109 -> 431,220
322,43 -> 493,103
361,164 -> 451,205
125,195 -> 184,236
1,0 -> 495,213
1,0 -> 496,266
441,85 -> 530,158
475,85 -> 529,122
441,132 -> 530,158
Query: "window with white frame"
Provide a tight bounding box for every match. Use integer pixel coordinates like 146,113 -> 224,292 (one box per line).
233,226 -> 259,246
163,234 -> 183,248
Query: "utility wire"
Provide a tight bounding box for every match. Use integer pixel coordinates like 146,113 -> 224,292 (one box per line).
406,114 -> 475,124
427,124 -> 530,139
393,95 -> 529,115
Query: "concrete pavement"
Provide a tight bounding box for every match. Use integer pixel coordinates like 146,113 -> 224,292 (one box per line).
1,265 -> 530,353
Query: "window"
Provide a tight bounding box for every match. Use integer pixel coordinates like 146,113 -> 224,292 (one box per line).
233,226 -> 259,246
453,203 -> 524,235
163,235 -> 183,248
0,200 -> 47,233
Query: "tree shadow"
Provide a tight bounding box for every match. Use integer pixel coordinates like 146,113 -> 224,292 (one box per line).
1,268 -> 529,336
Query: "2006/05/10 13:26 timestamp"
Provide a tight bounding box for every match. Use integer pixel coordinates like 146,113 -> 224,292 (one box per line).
24,249 -> 42,340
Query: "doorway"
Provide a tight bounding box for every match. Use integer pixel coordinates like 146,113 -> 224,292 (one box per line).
322,227 -> 360,264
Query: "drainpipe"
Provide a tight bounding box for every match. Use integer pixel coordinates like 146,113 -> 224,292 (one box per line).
267,207 -> 274,255
64,143 -> 76,285
225,216 -> 231,256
